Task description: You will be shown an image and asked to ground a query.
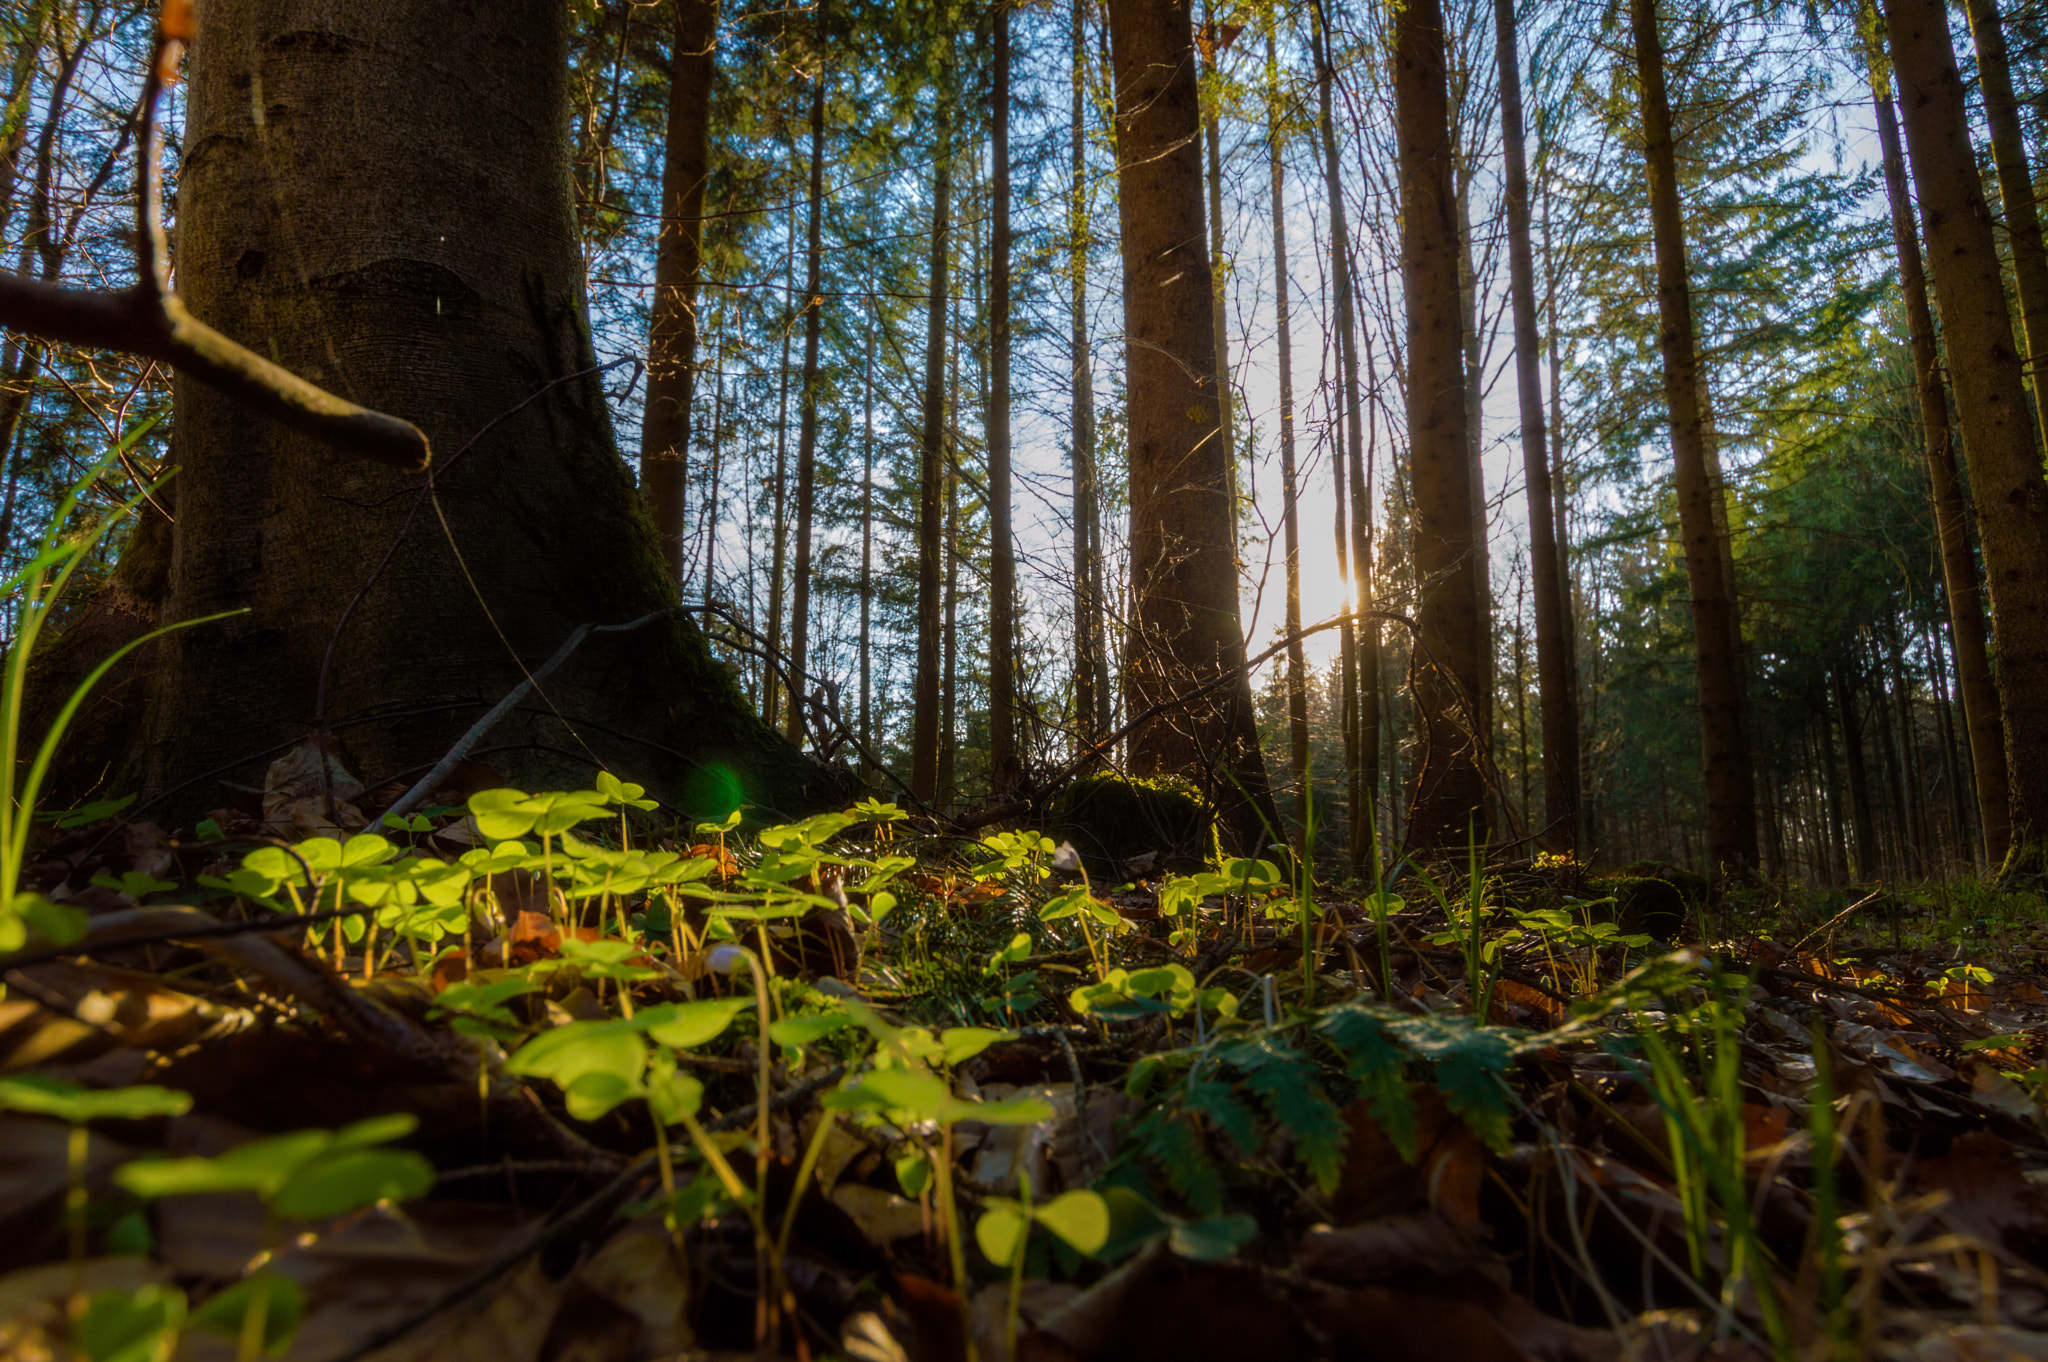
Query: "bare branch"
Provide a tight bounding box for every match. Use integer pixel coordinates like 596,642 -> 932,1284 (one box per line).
0,1 -> 431,471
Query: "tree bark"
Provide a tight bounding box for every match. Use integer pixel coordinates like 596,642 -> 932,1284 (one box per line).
910,58 -> 954,804
860,327 -> 875,770
638,0 -> 717,584
1870,83 -> 2011,866
1070,0 -> 1106,749
1884,0 -> 2048,869
1493,0 -> 1579,855
1962,0 -> 2048,421
1311,12 -> 1380,868
113,0 -> 817,820
1835,668 -> 1878,880
989,0 -> 1019,795
1267,21 -> 1309,833
1200,0 -> 1239,550
1630,0 -> 1758,871
786,67 -> 827,743
1392,0 -> 1488,850
1104,0 -> 1276,851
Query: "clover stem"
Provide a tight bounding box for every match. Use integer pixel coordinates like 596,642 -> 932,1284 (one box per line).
1005,1174 -> 1033,1362
652,1104 -> 681,1252
933,1121 -> 978,1362
65,1122 -> 86,1287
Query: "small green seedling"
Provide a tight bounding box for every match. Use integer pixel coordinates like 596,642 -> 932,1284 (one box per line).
0,1076 -> 193,1271
977,1184 -> 1109,1358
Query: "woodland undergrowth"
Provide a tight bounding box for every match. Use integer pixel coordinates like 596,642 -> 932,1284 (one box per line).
0,464 -> 2044,1362
0,759 -> 2044,1362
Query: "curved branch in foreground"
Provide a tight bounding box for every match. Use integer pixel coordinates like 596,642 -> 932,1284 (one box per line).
0,1 -> 431,472
0,272 -> 431,471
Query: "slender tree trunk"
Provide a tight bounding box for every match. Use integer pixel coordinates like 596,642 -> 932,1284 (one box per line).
1925,606 -> 1972,862
1392,0 -> 1487,849
1267,22 -> 1309,831
861,328 -> 875,770
1070,0 -> 1106,749
1200,0 -> 1239,547
1453,144 -> 1492,739
764,339 -> 792,723
701,314 -> 727,608
1835,668 -> 1879,880
1885,0 -> 2048,870
910,58 -> 954,804
639,0 -> 717,582
1631,0 -> 1757,871
1494,0 -> 1579,854
1820,702 -> 1849,882
1870,85 -> 2011,865
1887,616 -> 1929,874
1867,635 -> 1908,876
1963,0 -> 2048,419
1312,13 -> 1380,867
989,0 -> 1019,794
786,70 -> 828,743
1105,0 -> 1277,851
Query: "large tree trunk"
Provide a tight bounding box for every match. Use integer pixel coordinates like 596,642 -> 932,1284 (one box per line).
1105,0 -> 1276,851
121,0 -> 817,820
1630,0 -> 1758,872
1493,0 -> 1579,854
1869,83 -> 2010,866
1885,0 -> 2048,870
910,60 -> 954,805
1267,21 -> 1309,834
1392,0 -> 1488,850
989,0 -> 1019,795
1963,0 -> 2048,426
638,0 -> 717,584
786,68 -> 827,743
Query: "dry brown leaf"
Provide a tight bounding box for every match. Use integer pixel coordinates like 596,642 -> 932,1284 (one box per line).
833,1184 -> 930,1244
1025,1242 -> 1317,1362
1911,1132 -> 2048,1257
1299,1210 -> 1498,1284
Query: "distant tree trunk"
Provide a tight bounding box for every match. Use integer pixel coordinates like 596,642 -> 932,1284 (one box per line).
1105,0 -> 1277,850
1311,12 -> 1379,868
1887,616 -> 1929,873
1835,669 -> 1879,879
1070,0 -> 1107,749
1200,0 -> 1239,548
1267,21 -> 1309,832
1923,607 -> 1971,857
1631,0 -> 1758,872
85,0 -> 817,820
1820,701 -> 1849,882
1452,142 -> 1492,740
701,308 -> 728,607
639,0 -> 717,583
910,58 -> 954,805
1494,0 -> 1578,854
1870,84 -> 2011,865
860,328 -> 875,769
764,338 -> 792,723
989,0 -> 1020,795
1885,0 -> 2048,870
1963,0 -> 2048,424
785,70 -> 827,743
1393,0 -> 1488,849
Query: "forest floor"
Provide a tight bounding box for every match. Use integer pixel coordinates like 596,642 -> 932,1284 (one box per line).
1,745 -> 2046,1362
